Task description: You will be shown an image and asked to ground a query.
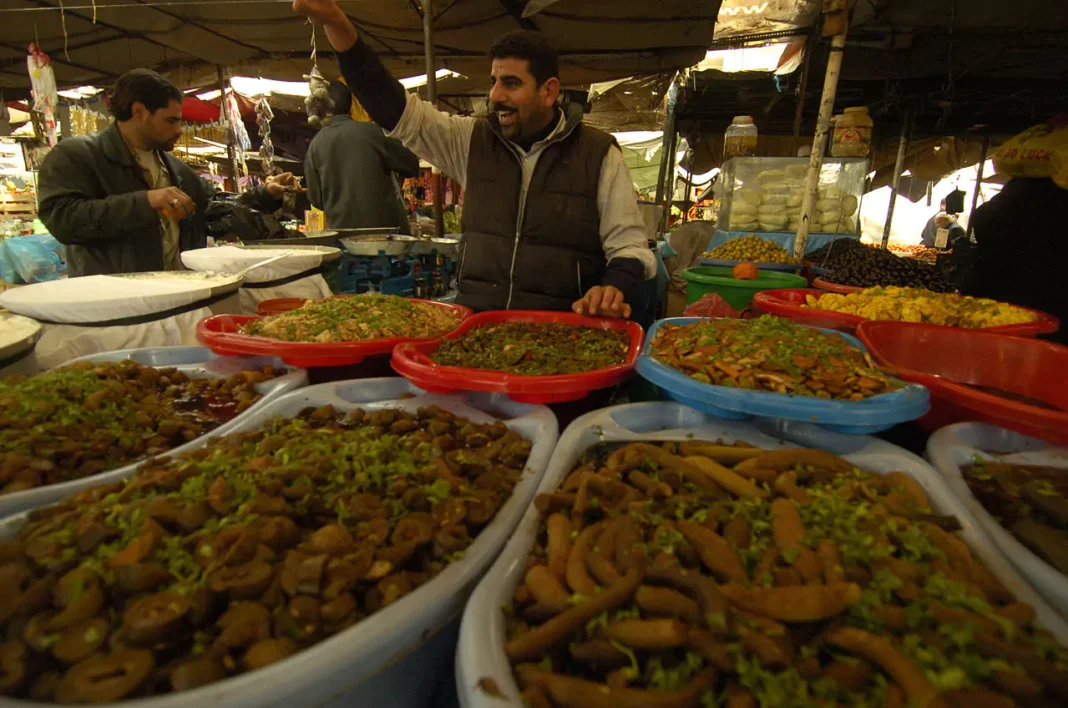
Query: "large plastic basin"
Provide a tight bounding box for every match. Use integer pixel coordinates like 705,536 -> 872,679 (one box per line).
680,266 -> 807,310
858,321 -> 1068,443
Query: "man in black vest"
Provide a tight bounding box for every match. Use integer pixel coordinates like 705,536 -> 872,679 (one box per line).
293,0 -> 655,317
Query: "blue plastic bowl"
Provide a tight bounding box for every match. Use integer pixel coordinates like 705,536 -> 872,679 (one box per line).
635,317 -> 931,435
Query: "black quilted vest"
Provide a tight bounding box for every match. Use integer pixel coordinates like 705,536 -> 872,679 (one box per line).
458,105 -> 617,311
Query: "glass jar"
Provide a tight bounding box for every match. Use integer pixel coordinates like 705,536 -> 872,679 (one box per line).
724,116 -> 758,160
831,107 -> 874,157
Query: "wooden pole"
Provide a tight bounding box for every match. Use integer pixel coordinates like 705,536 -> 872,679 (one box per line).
881,111 -> 910,249
793,1 -> 852,260
423,0 -> 445,239
966,137 -> 991,239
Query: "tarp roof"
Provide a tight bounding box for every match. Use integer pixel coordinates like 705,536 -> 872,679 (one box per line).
0,0 -> 721,100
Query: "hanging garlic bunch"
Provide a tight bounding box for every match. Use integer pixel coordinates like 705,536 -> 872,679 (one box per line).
303,66 -> 334,128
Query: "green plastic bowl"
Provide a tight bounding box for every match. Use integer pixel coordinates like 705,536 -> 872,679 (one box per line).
681,266 -> 808,310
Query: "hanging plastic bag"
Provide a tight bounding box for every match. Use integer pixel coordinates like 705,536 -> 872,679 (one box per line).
0,234 -> 66,284
993,115 -> 1068,190
26,44 -> 59,146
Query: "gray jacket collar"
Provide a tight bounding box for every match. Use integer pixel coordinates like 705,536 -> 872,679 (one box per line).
488,102 -> 585,148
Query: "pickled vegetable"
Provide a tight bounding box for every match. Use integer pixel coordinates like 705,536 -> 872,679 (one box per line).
0,404 -> 532,700
806,287 -> 1040,328
431,323 -> 629,376
704,236 -> 799,265
0,361 -> 282,496
651,315 -> 901,400
504,442 -> 1068,706
244,294 -> 462,343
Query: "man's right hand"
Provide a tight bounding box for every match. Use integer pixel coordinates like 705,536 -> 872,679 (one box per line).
293,0 -> 358,51
147,187 -> 195,221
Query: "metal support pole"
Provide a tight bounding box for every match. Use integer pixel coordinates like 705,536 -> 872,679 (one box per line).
217,65 -> 240,192
966,137 -> 991,239
654,79 -> 680,220
423,0 -> 445,239
881,112 -> 910,249
794,27 -> 849,259
793,27 -> 817,137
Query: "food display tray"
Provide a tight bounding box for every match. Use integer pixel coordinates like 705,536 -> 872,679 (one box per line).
0,346 -> 308,519
859,321 -> 1068,443
0,377 -> 558,708
812,276 -> 864,294
634,317 -> 930,435
927,422 -> 1068,618
456,403 -> 1068,708
752,288 -> 1061,337
697,257 -> 802,273
195,299 -> 473,368
390,310 -> 644,404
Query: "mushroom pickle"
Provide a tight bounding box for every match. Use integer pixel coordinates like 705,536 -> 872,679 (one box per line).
0,404 -> 531,701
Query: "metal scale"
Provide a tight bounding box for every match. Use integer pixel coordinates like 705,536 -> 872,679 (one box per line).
337,229 -> 460,298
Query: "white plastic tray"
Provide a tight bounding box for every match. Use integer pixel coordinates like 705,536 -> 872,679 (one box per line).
927,422 -> 1068,618
456,403 -> 1068,708
0,377 -> 558,708
0,346 -> 308,519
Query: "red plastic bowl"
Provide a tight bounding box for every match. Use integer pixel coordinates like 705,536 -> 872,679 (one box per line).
196,300 -> 473,368
857,321 -> 1068,444
391,310 -> 645,404
812,277 -> 864,294
255,298 -> 308,316
752,288 -> 1061,337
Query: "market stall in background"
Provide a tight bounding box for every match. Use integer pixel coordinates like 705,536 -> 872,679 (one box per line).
0,0 -> 1067,707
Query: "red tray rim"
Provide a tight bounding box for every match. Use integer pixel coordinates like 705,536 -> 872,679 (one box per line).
390,310 -> 645,396
856,320 -> 1068,427
812,276 -> 865,294
753,288 -> 1061,336
196,299 -> 474,365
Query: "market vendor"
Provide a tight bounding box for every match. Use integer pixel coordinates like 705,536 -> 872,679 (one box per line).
306,81 -> 421,233
293,0 -> 656,318
38,69 -> 293,278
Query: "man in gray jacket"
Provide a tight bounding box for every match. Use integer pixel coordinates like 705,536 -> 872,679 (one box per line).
38,69 -> 289,277
305,81 -> 421,233
294,0 -> 655,317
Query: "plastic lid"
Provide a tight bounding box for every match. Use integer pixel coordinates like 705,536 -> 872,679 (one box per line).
843,107 -> 869,114
731,116 -> 755,124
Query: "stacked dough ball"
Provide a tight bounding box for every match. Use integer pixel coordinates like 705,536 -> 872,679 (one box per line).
728,164 -> 858,234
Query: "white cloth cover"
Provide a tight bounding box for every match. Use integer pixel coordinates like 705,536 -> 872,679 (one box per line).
181,246 -> 334,283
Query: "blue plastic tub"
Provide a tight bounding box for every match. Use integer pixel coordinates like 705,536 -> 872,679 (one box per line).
707,229 -> 860,256
635,317 -> 930,435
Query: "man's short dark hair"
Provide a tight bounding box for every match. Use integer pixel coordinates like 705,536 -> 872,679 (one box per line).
109,69 -> 183,121
489,31 -> 559,87
327,81 -> 353,116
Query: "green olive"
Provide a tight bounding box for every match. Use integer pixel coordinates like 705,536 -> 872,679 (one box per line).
55,649 -> 154,704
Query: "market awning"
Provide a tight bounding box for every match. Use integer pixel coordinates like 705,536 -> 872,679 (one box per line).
0,1 -> 722,100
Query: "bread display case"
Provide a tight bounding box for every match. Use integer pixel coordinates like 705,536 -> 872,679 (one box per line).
716,156 -> 868,235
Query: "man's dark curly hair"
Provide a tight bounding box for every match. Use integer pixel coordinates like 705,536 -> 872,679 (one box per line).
109,69 -> 183,121
489,31 -> 560,86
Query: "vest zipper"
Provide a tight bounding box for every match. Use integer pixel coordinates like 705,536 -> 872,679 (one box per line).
577,262 -> 583,297
458,241 -> 468,290
497,111 -> 584,310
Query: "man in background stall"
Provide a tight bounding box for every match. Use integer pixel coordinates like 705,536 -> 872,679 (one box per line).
304,81 -> 421,234
38,69 -> 294,277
